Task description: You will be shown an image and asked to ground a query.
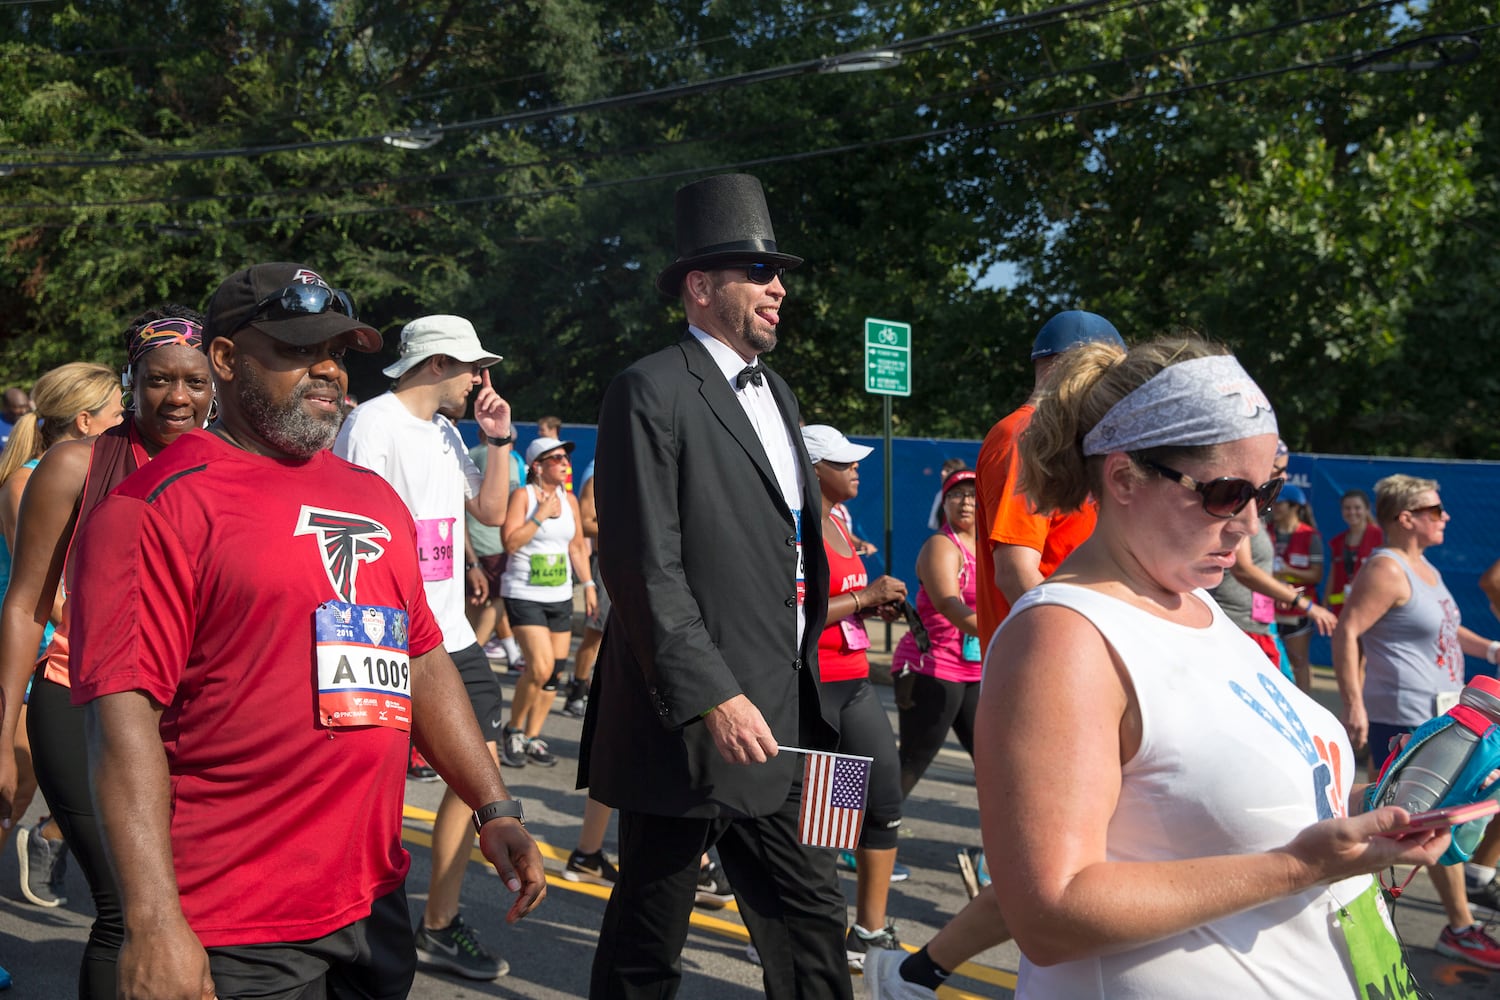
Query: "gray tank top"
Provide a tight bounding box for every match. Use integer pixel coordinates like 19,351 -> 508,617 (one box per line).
1209,529 -> 1274,636
1361,548 -> 1465,727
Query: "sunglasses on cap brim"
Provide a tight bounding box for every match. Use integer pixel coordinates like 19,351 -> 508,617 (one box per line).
243,284 -> 358,332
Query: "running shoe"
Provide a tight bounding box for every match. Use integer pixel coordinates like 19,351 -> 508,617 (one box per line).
0,963 -> 10,990
407,747 -> 439,782
525,737 -> 558,767
1467,873 -> 1500,911
1436,922 -> 1500,970
482,637 -> 506,660
837,849 -> 910,883
500,727 -> 528,768
17,820 -> 68,908
414,913 -> 508,980
563,678 -> 589,718
563,849 -> 619,887
845,921 -> 901,973
865,947 -> 938,1000
695,859 -> 734,909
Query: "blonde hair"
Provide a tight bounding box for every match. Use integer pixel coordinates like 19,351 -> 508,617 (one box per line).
1020,336 -> 1228,514
1374,474 -> 1439,527
0,362 -> 118,487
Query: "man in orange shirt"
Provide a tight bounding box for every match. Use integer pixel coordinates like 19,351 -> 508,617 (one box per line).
975,311 -> 1126,653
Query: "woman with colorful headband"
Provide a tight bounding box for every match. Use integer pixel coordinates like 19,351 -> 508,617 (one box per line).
977,337 -> 1447,999
0,307 -> 213,1000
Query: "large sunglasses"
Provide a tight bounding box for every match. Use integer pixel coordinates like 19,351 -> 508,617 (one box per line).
741,264 -> 786,285
1139,458 -> 1284,519
247,284 -> 357,327
1406,503 -> 1445,519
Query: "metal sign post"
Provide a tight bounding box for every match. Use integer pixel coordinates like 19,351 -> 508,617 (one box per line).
864,318 -> 912,650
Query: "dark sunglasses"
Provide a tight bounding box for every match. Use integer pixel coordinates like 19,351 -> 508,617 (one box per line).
248,284 -> 357,327
1140,458 -> 1284,519
742,264 -> 786,286
819,459 -> 854,471
538,452 -> 571,465
1407,503 -> 1445,519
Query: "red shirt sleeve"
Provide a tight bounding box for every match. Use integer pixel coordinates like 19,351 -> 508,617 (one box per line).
70,495 -> 198,707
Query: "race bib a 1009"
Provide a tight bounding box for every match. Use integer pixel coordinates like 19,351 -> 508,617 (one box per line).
315,601 -> 411,732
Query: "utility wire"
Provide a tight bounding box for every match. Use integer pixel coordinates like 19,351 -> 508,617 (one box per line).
0,0 -> 1424,214
24,38 -> 1451,233
0,0 -> 1157,172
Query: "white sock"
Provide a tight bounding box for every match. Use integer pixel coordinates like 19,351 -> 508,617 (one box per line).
501,637 -> 522,661
1467,863 -> 1497,885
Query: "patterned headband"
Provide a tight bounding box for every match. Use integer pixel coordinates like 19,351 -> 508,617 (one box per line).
1081,354 -> 1277,456
127,317 -> 203,368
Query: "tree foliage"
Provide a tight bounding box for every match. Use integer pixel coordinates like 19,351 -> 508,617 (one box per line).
0,0 -> 1495,454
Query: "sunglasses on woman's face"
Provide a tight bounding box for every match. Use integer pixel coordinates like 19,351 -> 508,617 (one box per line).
1140,458 -> 1285,519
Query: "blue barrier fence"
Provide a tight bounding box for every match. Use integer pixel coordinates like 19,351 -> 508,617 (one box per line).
463,421 -> 1500,675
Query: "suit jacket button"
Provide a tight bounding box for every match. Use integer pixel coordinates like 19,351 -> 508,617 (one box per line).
786,535 -> 797,546
793,657 -> 804,671
784,597 -> 796,608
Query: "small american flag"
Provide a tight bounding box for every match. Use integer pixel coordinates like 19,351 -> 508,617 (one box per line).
797,751 -> 872,850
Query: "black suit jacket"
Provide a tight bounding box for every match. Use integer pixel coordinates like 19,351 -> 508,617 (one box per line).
578,334 -> 837,819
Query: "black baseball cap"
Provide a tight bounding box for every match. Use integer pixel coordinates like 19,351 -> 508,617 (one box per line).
204,262 -> 381,352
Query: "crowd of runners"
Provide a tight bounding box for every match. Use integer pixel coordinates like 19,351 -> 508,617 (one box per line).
0,172 -> 1494,1000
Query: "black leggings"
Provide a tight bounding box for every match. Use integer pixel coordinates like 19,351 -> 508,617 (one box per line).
895,672 -> 979,799
29,673 -> 122,1000
820,677 -> 902,850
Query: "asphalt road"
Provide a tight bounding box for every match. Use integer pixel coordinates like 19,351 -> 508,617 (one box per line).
0,655 -> 1495,998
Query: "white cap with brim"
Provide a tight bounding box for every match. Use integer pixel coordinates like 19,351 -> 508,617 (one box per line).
525,437 -> 575,466
382,314 -> 503,379
801,424 -> 873,464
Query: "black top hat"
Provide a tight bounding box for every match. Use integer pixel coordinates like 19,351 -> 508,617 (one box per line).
655,174 -> 803,296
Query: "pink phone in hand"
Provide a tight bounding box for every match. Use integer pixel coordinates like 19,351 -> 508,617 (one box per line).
1376,799 -> 1500,838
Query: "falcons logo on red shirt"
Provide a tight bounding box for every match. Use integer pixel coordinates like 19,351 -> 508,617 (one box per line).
294,505 -> 392,602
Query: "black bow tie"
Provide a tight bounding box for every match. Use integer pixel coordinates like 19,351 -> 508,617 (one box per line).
735,364 -> 764,390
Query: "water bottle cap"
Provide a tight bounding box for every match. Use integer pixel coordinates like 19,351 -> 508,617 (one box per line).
1469,675 -> 1500,700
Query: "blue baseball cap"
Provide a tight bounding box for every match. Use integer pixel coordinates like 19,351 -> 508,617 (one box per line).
1030,310 -> 1125,360
1278,483 -> 1307,506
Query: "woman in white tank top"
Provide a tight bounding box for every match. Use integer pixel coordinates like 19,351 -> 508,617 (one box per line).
499,437 -> 595,768
976,338 -> 1449,1000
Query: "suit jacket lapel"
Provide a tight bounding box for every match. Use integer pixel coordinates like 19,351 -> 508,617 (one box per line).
679,336 -> 786,515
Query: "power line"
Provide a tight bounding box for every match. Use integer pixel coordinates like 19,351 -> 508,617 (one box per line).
0,0 -> 1156,172
0,0 -> 1423,215
26,37 -> 1449,233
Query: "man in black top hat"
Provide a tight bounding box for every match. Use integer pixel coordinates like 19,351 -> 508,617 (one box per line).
580,175 -> 850,999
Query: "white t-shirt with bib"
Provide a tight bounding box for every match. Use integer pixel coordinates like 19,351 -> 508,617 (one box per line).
997,582 -> 1372,1000
333,391 -> 481,653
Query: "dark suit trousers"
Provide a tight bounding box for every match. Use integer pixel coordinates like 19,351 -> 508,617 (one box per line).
589,785 -> 852,1000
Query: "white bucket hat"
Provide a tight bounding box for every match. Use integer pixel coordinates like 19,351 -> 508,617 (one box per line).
382,314 -> 503,379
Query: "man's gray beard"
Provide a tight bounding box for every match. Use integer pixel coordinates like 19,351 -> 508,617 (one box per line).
238,366 -> 345,457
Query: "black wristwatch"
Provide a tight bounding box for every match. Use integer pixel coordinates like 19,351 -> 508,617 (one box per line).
472,799 -> 524,834
488,432 -> 515,447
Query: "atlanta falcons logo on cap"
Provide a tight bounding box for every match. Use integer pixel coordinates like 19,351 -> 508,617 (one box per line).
294,505 -> 392,602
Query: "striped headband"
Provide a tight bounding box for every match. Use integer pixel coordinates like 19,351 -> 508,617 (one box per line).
127,317 -> 203,368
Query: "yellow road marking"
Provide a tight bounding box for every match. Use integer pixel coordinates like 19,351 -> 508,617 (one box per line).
401,803 -> 1015,996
